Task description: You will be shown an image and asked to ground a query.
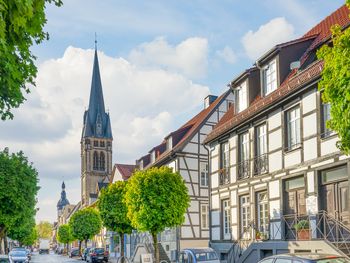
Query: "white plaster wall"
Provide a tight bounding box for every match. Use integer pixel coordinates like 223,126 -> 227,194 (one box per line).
302,89 -> 317,114
180,157 -> 198,170
269,151 -> 282,172
211,173 -> 219,188
181,227 -> 193,238
190,213 -> 199,225
200,189 -> 208,197
181,169 -> 191,182
269,129 -> 282,151
229,135 -> 237,148
211,155 -> 219,172
186,183 -> 194,196
284,149 -> 301,168
230,190 -> 237,206
200,134 -> 208,143
200,124 -> 213,135
193,227 -> 200,238
211,211 -> 220,225
321,137 -> 339,155
202,231 -> 209,238
306,195 -> 318,215
268,109 -> 282,130
189,200 -> 199,212
191,133 -> 199,144
230,148 -> 237,165
200,145 -> 208,155
304,138 -> 318,161
212,194 -> 220,209
184,213 -> 190,225
307,171 -> 315,194
208,113 -> 218,124
303,113 -> 317,138
183,143 -> 198,155
230,166 -> 237,184
231,207 -> 237,224
211,227 -> 220,240
232,225 -> 238,241
269,180 -> 280,198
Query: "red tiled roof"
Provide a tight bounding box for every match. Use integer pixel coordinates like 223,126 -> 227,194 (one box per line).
205,4 -> 350,144
144,91 -> 231,168
114,163 -> 136,181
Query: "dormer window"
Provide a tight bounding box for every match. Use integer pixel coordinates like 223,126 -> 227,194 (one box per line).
150,151 -> 156,163
166,137 -> 173,150
139,160 -> 144,170
236,81 -> 248,113
263,59 -> 277,96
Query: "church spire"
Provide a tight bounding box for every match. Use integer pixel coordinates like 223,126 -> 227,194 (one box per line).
81,43 -> 112,139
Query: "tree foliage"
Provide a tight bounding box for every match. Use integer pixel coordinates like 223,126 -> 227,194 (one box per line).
97,181 -> 132,259
57,224 -> 73,245
8,217 -> 37,246
0,149 -> 39,243
317,1 -> 350,153
36,221 -> 53,239
69,207 -> 101,251
125,167 -> 189,263
0,0 -> 62,120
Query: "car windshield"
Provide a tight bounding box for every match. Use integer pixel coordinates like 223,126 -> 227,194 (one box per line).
195,252 -> 218,261
12,248 -> 25,251
95,248 -> 105,253
317,258 -> 350,263
11,251 -> 26,257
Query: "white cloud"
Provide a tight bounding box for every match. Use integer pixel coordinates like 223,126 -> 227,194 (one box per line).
216,46 -> 237,64
129,37 -> 208,78
241,17 -> 295,60
0,45 -> 210,222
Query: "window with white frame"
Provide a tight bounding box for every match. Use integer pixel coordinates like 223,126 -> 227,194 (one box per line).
285,106 -> 301,150
200,162 -> 209,187
150,151 -> 156,163
239,132 -> 250,162
166,137 -> 173,150
220,142 -> 230,184
256,191 -> 269,237
240,195 -> 251,239
321,102 -> 333,138
222,199 -> 231,239
255,123 -> 267,156
201,204 -> 209,229
263,59 -> 277,96
236,81 -> 248,113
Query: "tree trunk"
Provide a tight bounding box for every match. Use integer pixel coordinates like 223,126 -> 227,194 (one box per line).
152,232 -> 159,263
85,239 -> 88,249
120,233 -> 124,263
4,236 -> 8,255
78,240 -> 82,256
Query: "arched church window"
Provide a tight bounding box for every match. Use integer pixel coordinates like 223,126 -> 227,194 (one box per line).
100,152 -> 105,171
93,151 -> 99,170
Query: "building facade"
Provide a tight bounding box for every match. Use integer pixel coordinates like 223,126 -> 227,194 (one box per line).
204,5 -> 350,263
125,92 -> 234,262
81,48 -> 113,207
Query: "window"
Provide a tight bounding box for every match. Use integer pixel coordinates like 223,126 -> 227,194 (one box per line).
321,102 -> 333,138
240,195 -> 251,239
236,81 -> 248,113
139,160 -> 144,170
100,152 -> 105,171
94,140 -> 98,147
256,192 -> 269,238
200,162 -> 209,187
222,199 -> 231,239
150,151 -> 155,163
321,166 -> 347,184
166,137 -> 173,150
263,59 -> 277,96
238,132 -> 250,179
93,151 -> 99,170
219,142 -> 230,185
100,141 -> 105,147
255,124 -> 268,175
201,204 -> 209,229
285,106 -> 301,150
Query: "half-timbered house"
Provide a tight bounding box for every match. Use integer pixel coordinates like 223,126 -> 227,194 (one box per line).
204,5 -> 350,263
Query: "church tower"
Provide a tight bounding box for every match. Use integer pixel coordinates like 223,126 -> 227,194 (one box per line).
81,47 -> 113,207
57,181 -> 70,218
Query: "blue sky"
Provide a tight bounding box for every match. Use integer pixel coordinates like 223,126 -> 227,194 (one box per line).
0,0 -> 344,222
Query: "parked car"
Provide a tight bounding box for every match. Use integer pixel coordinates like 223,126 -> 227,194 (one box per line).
82,248 -> 91,261
8,250 -> 28,263
179,248 -> 219,263
86,248 -> 109,262
0,255 -> 9,263
258,253 -> 350,263
69,248 -> 80,258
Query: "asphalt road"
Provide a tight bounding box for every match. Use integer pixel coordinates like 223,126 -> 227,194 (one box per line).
30,252 -> 81,262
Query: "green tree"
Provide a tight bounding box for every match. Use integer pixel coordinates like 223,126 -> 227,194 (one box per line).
0,149 -> 39,253
125,167 -> 190,263
22,227 -> 39,246
97,181 -> 132,260
57,224 -> 73,254
8,217 -> 36,246
0,0 -> 62,120
317,1 -> 350,153
69,207 -> 101,255
36,221 -> 53,239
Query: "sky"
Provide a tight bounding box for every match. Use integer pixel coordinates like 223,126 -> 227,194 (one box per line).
0,0 -> 345,223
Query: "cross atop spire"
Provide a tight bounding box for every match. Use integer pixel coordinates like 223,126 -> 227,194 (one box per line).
95,32 -> 97,50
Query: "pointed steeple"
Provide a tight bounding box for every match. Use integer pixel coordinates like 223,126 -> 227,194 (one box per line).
57,181 -> 70,211
81,45 -> 112,139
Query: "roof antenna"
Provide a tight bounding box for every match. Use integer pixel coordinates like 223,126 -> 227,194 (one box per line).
95,32 -> 97,50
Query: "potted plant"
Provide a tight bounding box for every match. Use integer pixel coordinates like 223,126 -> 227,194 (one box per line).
255,231 -> 268,241
294,220 -> 310,240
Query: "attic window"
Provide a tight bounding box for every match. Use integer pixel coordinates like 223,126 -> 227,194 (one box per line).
166,137 -> 173,150
150,151 -> 156,163
263,59 -> 277,96
236,81 -> 248,113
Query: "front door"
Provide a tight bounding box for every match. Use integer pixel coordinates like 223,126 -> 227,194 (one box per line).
284,176 -> 306,240
320,166 -> 350,227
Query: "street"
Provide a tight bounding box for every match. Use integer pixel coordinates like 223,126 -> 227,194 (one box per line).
30,252 -> 81,262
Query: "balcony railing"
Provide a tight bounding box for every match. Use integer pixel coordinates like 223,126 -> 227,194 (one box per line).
253,154 -> 268,176
219,168 -> 230,185
237,160 -> 250,180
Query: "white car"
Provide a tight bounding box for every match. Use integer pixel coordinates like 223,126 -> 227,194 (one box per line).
9,250 -> 28,263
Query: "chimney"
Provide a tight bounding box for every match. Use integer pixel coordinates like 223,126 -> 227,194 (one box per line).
204,95 -> 218,109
